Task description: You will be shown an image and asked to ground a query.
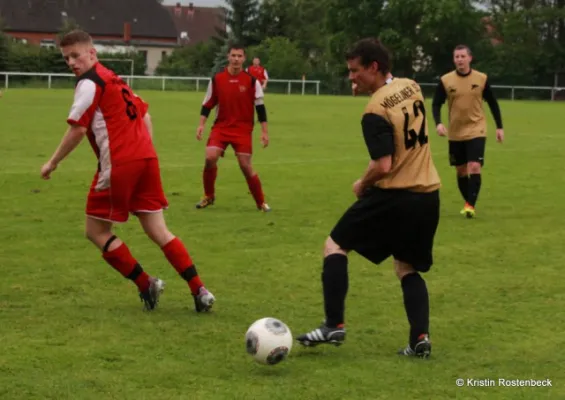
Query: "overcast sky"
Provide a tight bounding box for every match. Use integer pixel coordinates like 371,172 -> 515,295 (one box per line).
162,0 -> 224,6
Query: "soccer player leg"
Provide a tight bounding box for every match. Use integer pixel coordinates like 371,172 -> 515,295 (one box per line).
85,164 -> 159,310
393,191 -> 440,358
297,196 -> 386,347
296,234 -> 348,348
449,140 -> 470,204
132,159 -> 214,312
235,139 -> 268,211
198,132 -> 226,208
465,137 -> 486,213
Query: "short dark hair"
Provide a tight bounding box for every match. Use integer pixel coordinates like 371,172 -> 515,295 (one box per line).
345,38 -> 391,74
227,42 -> 245,53
59,29 -> 92,47
454,44 -> 472,56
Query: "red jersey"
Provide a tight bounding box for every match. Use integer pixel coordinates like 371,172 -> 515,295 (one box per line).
202,68 -> 264,136
67,63 -> 156,189
247,65 -> 269,83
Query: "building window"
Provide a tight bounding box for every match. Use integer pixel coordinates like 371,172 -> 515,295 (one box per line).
161,50 -> 167,60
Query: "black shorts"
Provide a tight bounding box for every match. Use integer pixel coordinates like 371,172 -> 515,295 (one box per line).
330,187 -> 440,272
449,137 -> 486,166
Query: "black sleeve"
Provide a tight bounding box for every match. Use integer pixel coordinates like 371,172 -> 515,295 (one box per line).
361,113 -> 395,160
482,78 -> 503,129
255,104 -> 267,122
432,81 -> 446,125
200,105 -> 211,117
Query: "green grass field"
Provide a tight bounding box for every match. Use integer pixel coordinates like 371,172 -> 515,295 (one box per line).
1,89 -> 564,400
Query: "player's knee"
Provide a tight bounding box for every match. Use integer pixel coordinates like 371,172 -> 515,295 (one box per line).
394,259 -> 417,280
239,164 -> 254,178
142,221 -> 174,247
204,157 -> 218,169
148,230 -> 174,247
468,162 -> 481,174
237,159 -> 254,177
456,165 -> 468,176
324,237 -> 347,258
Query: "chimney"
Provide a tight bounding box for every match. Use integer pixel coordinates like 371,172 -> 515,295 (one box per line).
174,2 -> 182,16
123,22 -> 131,43
187,2 -> 195,18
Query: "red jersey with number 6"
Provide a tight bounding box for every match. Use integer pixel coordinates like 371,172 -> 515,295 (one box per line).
66,62 -> 157,175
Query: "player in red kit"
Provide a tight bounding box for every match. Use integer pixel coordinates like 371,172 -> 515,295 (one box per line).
247,57 -> 269,90
196,44 -> 271,211
40,30 -> 215,312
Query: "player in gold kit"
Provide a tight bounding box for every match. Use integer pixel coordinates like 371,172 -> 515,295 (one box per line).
297,38 -> 440,359
433,45 -> 504,218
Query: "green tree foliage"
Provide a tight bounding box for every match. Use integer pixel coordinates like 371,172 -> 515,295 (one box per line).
156,41 -> 220,76
218,0 -> 260,46
247,37 -> 308,78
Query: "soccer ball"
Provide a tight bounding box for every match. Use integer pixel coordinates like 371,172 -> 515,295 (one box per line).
245,317 -> 293,365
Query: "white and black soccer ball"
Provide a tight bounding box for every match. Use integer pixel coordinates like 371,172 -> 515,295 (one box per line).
245,317 -> 293,365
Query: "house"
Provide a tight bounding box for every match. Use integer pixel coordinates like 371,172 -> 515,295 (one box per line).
163,2 -> 225,47
0,0 -> 179,74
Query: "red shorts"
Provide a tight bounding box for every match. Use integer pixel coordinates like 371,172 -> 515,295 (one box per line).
86,158 -> 169,223
207,130 -> 252,155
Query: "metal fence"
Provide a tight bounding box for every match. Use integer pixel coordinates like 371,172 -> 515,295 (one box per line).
2,71 -> 564,100
0,72 -> 322,96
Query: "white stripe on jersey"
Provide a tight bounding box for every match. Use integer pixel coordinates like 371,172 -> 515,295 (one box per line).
202,79 -> 214,105
68,78 -> 112,190
68,79 -> 96,122
91,108 -> 111,190
254,80 -> 264,105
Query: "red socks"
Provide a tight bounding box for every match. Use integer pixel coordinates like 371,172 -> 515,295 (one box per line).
203,166 -> 217,198
103,243 -> 150,292
162,237 -> 203,295
246,174 -> 265,207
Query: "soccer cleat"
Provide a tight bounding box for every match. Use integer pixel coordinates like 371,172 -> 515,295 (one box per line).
297,323 -> 346,347
398,334 -> 432,359
139,277 -> 165,311
460,203 -> 475,219
193,286 -> 215,312
196,196 -> 215,209
258,203 -> 271,212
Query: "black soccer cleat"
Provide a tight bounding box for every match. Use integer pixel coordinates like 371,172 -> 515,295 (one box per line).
297,323 -> 346,347
139,277 -> 165,311
397,334 -> 431,359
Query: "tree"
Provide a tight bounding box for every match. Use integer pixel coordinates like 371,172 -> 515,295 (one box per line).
156,41 -> 220,76
218,0 -> 260,46
0,15 -> 9,71
247,37 -> 308,78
